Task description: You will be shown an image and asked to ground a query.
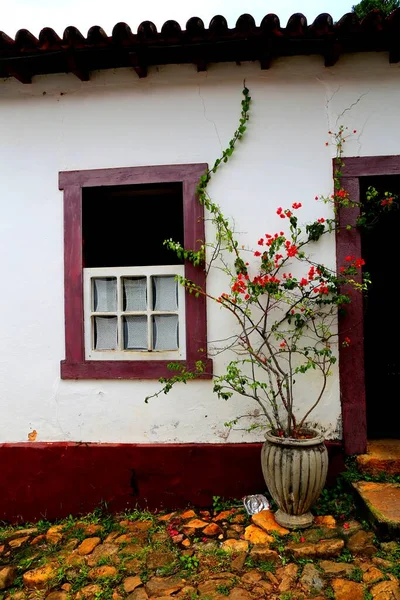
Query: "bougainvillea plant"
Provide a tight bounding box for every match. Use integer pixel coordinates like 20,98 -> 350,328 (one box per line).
145,87 -> 398,439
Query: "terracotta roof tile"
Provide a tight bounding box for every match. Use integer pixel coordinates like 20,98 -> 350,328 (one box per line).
1,9 -> 399,83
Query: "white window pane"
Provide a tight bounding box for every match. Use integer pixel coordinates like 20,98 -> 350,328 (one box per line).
123,277 -> 147,311
153,315 -> 178,351
93,278 -> 117,312
152,276 -> 178,311
123,316 -> 148,350
94,316 -> 118,350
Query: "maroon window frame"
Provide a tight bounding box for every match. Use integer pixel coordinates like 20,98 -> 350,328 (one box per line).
59,163 -> 213,380
336,155 -> 400,455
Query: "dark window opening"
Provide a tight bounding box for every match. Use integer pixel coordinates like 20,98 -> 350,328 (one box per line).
82,182 -> 184,268
360,175 -> 400,439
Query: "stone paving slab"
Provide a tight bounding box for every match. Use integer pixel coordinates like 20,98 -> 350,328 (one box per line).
356,440 -> 400,478
353,481 -> 400,533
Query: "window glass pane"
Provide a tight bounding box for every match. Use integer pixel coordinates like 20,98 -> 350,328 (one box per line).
153,315 -> 178,351
152,276 -> 178,311
123,277 -> 147,311
123,316 -> 148,350
94,316 -> 118,350
93,278 -> 117,312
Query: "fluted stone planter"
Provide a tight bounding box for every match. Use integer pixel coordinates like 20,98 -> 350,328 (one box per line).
261,430 -> 328,529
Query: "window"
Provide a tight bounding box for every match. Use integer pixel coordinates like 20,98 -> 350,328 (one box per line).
59,164 -> 212,379
84,266 -> 186,360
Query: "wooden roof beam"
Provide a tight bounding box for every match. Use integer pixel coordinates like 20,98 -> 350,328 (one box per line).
5,62 -> 32,83
324,39 -> 341,67
128,51 -> 147,78
65,51 -> 90,81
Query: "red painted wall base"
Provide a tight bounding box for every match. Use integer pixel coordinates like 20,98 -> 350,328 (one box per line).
0,442 -> 344,524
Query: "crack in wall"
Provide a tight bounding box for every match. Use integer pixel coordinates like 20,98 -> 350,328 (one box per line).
317,77 -> 371,148
198,84 -> 223,151
335,90 -> 370,126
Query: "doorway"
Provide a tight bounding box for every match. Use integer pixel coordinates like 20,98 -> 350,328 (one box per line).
360,175 -> 400,439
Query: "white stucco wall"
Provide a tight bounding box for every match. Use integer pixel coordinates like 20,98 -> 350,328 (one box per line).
1,53 -> 399,443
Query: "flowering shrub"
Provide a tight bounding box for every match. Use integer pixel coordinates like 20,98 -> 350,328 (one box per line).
145,87 -> 398,439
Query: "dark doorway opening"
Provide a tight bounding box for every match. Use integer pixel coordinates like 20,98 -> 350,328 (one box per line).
360,175 -> 400,439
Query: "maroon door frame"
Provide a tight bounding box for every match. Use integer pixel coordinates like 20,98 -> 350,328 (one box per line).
336,155 -> 400,455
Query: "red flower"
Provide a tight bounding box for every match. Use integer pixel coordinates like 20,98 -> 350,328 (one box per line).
315,196 -> 319,200
258,238 -> 264,246
244,294 -> 250,300
300,537 -> 305,543
280,341 -> 286,348
254,251 -> 261,257
300,278 -> 308,287
285,210 -> 292,218
343,522 -> 350,529
286,244 -> 298,257
345,255 -> 355,262
318,218 -> 325,223
314,282 -> 329,295
342,337 -> 351,347
353,130 -> 357,133
355,258 -> 365,268
280,214 -> 286,219
276,207 -> 283,215
292,202 -> 302,209
325,142 -> 329,146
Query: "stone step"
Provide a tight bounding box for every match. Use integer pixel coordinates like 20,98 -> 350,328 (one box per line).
356,439 -> 400,477
352,480 -> 400,535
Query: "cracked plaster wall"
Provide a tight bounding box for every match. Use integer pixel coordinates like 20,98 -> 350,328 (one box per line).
0,53 -> 399,443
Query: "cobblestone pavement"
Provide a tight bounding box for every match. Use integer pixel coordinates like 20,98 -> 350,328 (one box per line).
1,507 -> 400,600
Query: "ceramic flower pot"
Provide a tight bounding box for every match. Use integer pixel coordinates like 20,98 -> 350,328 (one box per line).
261,429 -> 328,529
